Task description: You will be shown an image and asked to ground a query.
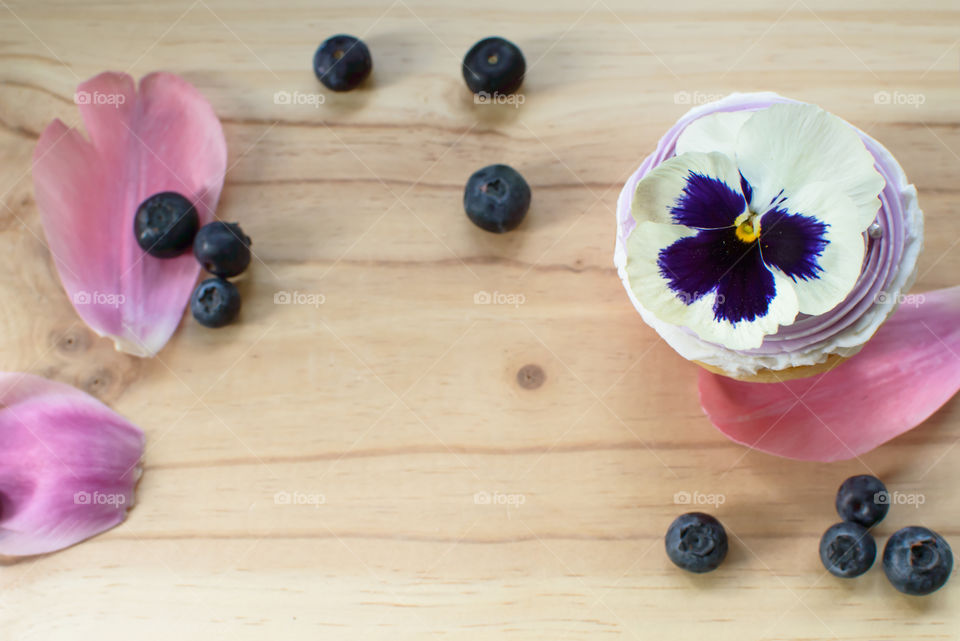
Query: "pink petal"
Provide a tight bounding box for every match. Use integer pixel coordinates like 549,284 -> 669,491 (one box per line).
0,373 -> 144,556
698,287 -> 960,461
32,72 -> 227,356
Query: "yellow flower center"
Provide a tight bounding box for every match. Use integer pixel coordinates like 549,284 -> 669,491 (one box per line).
734,212 -> 761,243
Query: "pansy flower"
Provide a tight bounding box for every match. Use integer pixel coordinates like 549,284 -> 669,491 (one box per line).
624,103 -> 886,350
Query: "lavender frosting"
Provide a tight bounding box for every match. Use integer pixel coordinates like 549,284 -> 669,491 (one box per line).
614,92 -> 924,377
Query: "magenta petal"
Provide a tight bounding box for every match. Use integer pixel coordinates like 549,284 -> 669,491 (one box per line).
699,287 -> 960,461
0,373 -> 144,556
32,72 -> 227,356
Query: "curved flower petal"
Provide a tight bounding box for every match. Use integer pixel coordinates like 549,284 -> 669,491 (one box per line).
631,151 -> 744,228
33,72 -> 227,357
698,286 -> 960,461
0,373 -> 144,556
735,103 -> 885,228
707,234 -> 775,323
760,209 -> 828,280
761,182 -> 866,316
660,228 -> 777,323
675,110 -> 752,157
627,220 -> 800,350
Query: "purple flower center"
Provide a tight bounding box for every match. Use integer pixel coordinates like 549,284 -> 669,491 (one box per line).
657,172 -> 829,325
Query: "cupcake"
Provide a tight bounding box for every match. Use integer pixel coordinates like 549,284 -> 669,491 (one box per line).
614,92 -> 923,381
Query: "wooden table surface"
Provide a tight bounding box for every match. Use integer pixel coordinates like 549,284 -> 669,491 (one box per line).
1,1 -> 959,638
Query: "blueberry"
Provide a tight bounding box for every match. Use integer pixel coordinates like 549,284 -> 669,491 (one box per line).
819,521 -> 876,578
462,37 -> 525,96
313,34 -> 372,92
190,278 -> 241,328
835,475 -> 889,528
133,192 -> 199,258
665,512 -> 728,573
883,526 -> 953,595
463,164 -> 531,233
193,222 -> 252,278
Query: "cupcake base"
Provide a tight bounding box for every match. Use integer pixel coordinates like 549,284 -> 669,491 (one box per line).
695,353 -> 849,383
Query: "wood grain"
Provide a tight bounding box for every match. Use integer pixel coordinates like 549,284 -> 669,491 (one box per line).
1,0 -> 959,638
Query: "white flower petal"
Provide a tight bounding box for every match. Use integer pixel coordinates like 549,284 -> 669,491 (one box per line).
624,221 -> 800,350
711,271 -> 800,350
625,220 -> 713,322
631,151 -> 744,227
675,110 -> 753,157
761,183 -> 866,316
735,103 -> 885,228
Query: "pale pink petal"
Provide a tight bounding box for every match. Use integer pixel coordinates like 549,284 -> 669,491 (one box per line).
0,373 -> 144,556
33,72 -> 227,356
699,287 -> 960,461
